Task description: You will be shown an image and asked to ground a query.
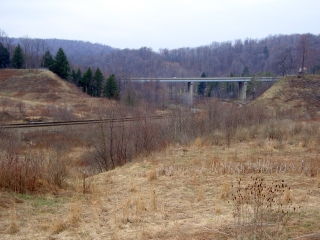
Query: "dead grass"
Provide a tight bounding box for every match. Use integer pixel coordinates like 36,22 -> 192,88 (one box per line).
0,69 -> 113,122
0,137 -> 319,239
0,72 -> 320,239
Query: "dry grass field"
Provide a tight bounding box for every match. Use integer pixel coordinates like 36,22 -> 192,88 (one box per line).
0,70 -> 320,239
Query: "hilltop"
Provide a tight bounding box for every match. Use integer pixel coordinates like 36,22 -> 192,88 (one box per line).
0,69 -> 112,122
252,74 -> 320,119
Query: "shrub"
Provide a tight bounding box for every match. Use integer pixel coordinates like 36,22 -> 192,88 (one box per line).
230,176 -> 296,239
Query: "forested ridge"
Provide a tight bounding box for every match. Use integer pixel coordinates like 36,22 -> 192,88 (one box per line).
1,31 -> 320,79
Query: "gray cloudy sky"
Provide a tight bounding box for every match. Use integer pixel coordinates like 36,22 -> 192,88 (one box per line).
1,0 -> 319,51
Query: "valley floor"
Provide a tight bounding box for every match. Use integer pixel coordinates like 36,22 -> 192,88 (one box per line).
1,139 -> 320,239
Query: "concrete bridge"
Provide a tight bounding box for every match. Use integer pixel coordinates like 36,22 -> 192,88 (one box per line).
130,77 -> 279,103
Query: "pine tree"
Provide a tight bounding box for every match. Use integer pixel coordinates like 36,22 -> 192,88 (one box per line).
80,68 -> 93,93
75,68 -> 82,86
12,44 -> 25,69
0,43 -> 9,68
104,74 -> 119,99
42,50 -> 54,70
242,66 -> 250,77
197,72 -> 206,96
92,68 -> 104,97
70,68 -> 82,86
53,48 -> 70,79
71,69 -> 76,83
263,46 -> 269,58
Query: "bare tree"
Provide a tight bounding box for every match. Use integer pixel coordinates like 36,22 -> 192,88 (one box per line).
272,46 -> 296,76
0,29 -> 13,59
297,34 -> 312,73
20,35 -> 32,68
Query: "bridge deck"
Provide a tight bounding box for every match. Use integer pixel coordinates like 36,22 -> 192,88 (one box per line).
130,77 -> 279,83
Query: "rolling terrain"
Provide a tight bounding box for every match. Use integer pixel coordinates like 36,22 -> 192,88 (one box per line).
0,71 -> 320,239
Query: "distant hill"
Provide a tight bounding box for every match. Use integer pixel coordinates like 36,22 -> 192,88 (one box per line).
0,69 -> 112,123
5,33 -> 320,81
11,38 -> 114,69
252,74 -> 320,119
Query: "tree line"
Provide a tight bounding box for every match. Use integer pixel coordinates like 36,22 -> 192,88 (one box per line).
42,48 -> 119,99
0,29 -> 118,99
1,29 -> 320,101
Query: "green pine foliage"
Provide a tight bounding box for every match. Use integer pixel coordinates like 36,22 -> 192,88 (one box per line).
104,74 -> 119,99
42,50 -> 54,70
76,69 -> 82,80
53,48 -> 70,79
12,44 -> 25,69
0,43 -> 9,68
197,72 -> 206,96
80,68 -> 93,93
92,68 -> 104,97
242,66 -> 250,77
70,68 -> 82,86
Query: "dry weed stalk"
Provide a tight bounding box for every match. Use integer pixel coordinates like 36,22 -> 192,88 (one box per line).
192,173 -> 197,184
150,189 -> 157,211
220,182 -> 230,199
282,189 -> 292,204
128,181 -> 137,192
4,205 -> 19,234
51,219 -> 66,235
147,168 -> 157,181
197,185 -> 205,202
67,197 -> 81,226
135,193 -> 146,215
230,176 -> 297,239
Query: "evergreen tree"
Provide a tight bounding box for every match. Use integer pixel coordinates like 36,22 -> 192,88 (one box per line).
104,74 -> 119,99
12,44 -> 25,69
80,68 -> 93,93
42,50 -> 54,70
263,46 -> 269,58
71,69 -> 76,83
242,66 -> 250,77
0,43 -> 9,68
92,68 -> 104,97
70,68 -> 83,86
197,72 -> 206,96
53,48 -> 70,79
75,68 -> 82,86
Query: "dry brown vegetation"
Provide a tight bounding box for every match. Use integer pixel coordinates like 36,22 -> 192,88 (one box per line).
0,70 -> 320,239
0,69 -> 113,122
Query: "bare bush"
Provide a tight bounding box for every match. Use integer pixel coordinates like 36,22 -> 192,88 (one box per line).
230,177 -> 297,239
0,151 -> 49,193
47,147 -> 68,188
88,107 -> 134,172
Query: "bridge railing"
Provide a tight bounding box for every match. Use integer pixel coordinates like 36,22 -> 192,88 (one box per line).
129,77 -> 280,83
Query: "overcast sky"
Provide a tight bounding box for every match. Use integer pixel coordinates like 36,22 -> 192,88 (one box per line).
1,0 -> 319,51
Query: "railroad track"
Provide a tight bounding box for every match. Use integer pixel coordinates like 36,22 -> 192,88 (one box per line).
1,115 -> 167,129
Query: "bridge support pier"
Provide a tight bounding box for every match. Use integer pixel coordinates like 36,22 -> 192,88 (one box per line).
238,82 -> 247,100
187,82 -> 193,105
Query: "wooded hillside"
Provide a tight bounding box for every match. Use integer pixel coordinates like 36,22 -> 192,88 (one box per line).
1,32 -> 320,79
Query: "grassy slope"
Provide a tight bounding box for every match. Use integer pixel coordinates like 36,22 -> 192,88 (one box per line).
253,74 -> 320,118
0,69 -> 112,122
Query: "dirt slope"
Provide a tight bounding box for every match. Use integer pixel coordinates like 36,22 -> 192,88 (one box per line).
0,69 -> 112,122
253,75 -> 320,118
